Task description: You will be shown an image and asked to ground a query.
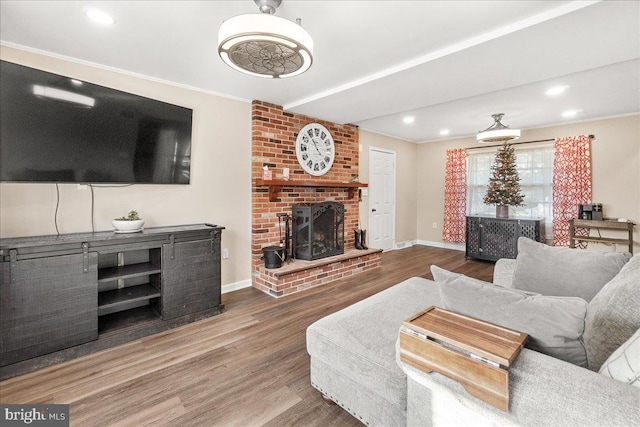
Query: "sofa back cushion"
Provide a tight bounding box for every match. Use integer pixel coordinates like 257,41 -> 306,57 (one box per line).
512,237 -> 630,302
583,254 -> 640,371
432,266 -> 588,367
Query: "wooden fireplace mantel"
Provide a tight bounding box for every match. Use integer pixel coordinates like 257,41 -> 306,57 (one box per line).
255,179 -> 368,202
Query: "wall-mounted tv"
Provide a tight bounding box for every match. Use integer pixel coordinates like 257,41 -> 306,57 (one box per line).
0,61 -> 193,184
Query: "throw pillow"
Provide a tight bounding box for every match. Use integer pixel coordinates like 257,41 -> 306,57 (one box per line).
583,253 -> 640,371
512,237 -> 630,302
599,328 -> 640,388
432,265 -> 589,367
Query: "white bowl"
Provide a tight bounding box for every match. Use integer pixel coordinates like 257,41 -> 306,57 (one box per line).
112,219 -> 144,231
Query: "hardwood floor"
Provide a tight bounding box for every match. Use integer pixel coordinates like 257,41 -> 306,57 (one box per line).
0,245 -> 494,426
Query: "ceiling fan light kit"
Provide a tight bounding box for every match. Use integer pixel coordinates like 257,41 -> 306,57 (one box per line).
218,0 -> 313,79
477,113 -> 521,143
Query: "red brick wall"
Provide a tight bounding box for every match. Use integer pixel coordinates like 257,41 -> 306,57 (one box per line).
254,252 -> 382,296
251,100 -> 362,294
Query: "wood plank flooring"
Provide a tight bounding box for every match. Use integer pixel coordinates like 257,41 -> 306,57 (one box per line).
0,245 -> 494,426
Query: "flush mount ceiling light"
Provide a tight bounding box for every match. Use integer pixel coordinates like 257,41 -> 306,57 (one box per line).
403,116 -> 415,124
477,113 -> 520,143
218,0 -> 313,79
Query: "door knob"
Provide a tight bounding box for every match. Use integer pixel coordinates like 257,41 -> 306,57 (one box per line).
371,208 -> 377,212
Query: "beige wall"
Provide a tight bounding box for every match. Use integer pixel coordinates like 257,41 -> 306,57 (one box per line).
0,46 -> 252,287
416,114 -> 640,253
358,130 -> 418,247
2,45 -> 637,291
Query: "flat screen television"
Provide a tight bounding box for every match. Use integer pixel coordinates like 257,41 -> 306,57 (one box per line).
0,60 -> 193,184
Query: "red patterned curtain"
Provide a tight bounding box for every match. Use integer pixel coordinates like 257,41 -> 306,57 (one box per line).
443,148 -> 467,243
552,135 -> 592,246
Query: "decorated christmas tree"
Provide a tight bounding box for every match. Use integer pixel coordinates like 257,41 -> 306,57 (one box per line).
483,143 -> 524,209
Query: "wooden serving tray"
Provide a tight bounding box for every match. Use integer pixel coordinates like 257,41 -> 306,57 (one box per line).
399,306 -> 527,411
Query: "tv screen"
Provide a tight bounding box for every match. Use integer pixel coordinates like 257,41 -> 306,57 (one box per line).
0,61 -> 193,184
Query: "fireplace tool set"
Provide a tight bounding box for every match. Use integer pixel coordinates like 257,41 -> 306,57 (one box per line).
261,213 -> 292,269
277,213 -> 292,262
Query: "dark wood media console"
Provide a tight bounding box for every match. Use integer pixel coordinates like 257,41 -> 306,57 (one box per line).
0,224 -> 224,379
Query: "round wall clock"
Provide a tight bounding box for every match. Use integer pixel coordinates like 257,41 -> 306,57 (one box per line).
295,123 -> 335,176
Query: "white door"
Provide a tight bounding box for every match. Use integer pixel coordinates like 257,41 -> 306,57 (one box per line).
369,148 -> 395,250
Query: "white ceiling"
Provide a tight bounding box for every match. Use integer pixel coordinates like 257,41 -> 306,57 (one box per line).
1,1 -> 638,143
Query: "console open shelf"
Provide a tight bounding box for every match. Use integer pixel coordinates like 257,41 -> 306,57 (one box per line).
255,178 -> 368,202
98,262 -> 162,282
98,284 -> 161,316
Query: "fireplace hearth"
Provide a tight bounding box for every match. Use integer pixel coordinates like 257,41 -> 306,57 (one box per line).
292,202 -> 344,261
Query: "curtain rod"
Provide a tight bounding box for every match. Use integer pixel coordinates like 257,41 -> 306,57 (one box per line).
466,134 -> 595,151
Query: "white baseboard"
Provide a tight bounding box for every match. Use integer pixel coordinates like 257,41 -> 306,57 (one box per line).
393,240 -> 418,250
221,279 -> 252,294
415,240 -> 466,252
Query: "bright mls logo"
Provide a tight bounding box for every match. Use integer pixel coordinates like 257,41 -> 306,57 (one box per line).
1,405 -> 69,426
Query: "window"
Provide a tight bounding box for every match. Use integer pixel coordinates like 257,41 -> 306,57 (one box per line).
466,144 -> 554,237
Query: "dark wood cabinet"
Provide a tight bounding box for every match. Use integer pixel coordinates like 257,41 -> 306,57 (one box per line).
0,224 -> 224,373
0,252 -> 98,366
162,236 -> 221,320
466,216 -> 545,261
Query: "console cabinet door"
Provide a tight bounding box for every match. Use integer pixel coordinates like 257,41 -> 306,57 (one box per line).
481,219 -> 519,260
465,217 -> 481,258
0,253 -> 98,366
161,238 -> 221,320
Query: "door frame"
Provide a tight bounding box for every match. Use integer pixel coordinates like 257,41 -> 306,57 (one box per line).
368,147 -> 396,251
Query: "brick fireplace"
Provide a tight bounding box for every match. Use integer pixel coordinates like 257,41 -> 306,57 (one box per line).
251,100 -> 381,297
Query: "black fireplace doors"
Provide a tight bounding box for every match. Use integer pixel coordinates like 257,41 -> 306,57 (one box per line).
292,202 -> 345,261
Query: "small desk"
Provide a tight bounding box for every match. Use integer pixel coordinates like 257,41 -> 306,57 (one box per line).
569,219 -> 634,254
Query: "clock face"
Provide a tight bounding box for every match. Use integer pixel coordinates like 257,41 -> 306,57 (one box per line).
295,123 -> 335,176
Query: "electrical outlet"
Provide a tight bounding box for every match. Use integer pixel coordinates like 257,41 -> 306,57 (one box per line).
222,249 -> 229,259
77,184 -> 88,190
432,222 -> 437,229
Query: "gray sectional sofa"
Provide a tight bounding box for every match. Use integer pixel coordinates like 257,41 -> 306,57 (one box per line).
306,238 -> 640,426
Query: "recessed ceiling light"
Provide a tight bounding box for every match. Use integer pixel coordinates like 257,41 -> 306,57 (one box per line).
562,109 -> 582,118
85,8 -> 115,25
70,79 -> 83,86
403,116 -> 415,124
439,129 -> 450,136
546,85 -> 569,96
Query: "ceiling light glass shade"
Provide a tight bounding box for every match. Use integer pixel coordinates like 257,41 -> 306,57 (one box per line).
477,113 -> 520,143
218,13 -> 313,78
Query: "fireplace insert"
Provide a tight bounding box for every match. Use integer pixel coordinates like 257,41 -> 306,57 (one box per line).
292,202 -> 344,261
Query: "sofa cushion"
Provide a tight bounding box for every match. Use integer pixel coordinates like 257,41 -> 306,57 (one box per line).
599,328 -> 640,387
432,266 -> 588,367
583,253 -> 640,371
511,237 -> 630,302
306,276 -> 440,407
